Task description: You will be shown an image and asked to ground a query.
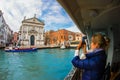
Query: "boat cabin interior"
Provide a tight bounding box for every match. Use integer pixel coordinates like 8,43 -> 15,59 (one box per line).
57,0 -> 120,80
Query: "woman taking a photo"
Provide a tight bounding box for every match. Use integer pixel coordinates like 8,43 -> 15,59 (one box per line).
72,33 -> 107,80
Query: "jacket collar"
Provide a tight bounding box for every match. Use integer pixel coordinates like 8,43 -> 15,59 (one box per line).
86,48 -> 105,58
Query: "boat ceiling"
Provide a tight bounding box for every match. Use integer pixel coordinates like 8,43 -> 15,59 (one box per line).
57,0 -> 120,33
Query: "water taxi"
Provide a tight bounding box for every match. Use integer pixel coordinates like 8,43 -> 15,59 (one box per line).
4,47 -> 37,52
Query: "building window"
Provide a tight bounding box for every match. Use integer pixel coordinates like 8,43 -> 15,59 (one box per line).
61,36 -> 63,39
64,36 -> 65,39
17,37 -> 19,40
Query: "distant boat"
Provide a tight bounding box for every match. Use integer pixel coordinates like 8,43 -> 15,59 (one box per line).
60,42 -> 66,49
4,47 -> 37,52
60,41 -> 71,49
60,45 -> 66,49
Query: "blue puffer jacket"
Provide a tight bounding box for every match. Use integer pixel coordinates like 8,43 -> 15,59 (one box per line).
72,49 -> 107,80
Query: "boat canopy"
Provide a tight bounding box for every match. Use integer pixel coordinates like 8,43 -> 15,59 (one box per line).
57,0 -> 120,34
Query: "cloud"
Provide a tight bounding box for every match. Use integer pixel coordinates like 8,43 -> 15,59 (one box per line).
41,0 -> 74,31
65,26 -> 81,33
0,0 -> 43,32
0,0 -> 76,32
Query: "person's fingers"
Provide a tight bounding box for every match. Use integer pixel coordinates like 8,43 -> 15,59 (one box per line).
76,41 -> 82,50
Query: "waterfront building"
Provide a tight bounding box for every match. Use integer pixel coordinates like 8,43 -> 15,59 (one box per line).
69,32 -> 83,47
57,29 -> 75,44
45,29 -> 75,46
75,32 -> 82,41
0,10 -> 5,47
12,32 -> 19,46
0,10 -> 13,47
44,30 -> 54,45
19,15 -> 45,47
4,24 -> 13,45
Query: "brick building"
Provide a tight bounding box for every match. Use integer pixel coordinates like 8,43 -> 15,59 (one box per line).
12,32 -> 19,46
75,32 -> 82,41
45,29 -> 75,46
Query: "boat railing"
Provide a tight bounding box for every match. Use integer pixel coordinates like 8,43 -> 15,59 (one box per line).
64,67 -> 83,80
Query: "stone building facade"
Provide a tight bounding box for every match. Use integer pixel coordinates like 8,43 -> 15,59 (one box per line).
19,16 -> 45,47
0,10 -> 13,47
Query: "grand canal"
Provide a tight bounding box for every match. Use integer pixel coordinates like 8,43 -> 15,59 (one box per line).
0,49 -> 74,80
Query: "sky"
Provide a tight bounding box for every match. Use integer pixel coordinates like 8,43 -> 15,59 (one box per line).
0,0 -> 81,33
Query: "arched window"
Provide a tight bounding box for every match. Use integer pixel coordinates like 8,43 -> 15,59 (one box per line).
30,35 -> 35,45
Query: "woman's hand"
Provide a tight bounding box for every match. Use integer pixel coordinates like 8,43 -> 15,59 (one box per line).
76,40 -> 82,50
82,44 -> 87,54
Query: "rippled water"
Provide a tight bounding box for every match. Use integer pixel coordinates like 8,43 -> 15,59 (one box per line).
0,49 -> 74,80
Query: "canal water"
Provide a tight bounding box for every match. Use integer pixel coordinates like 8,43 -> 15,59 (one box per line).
0,49 -> 74,80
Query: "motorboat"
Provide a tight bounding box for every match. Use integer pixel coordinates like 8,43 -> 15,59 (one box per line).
60,45 -> 66,49
60,42 -> 66,49
4,47 -> 37,52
